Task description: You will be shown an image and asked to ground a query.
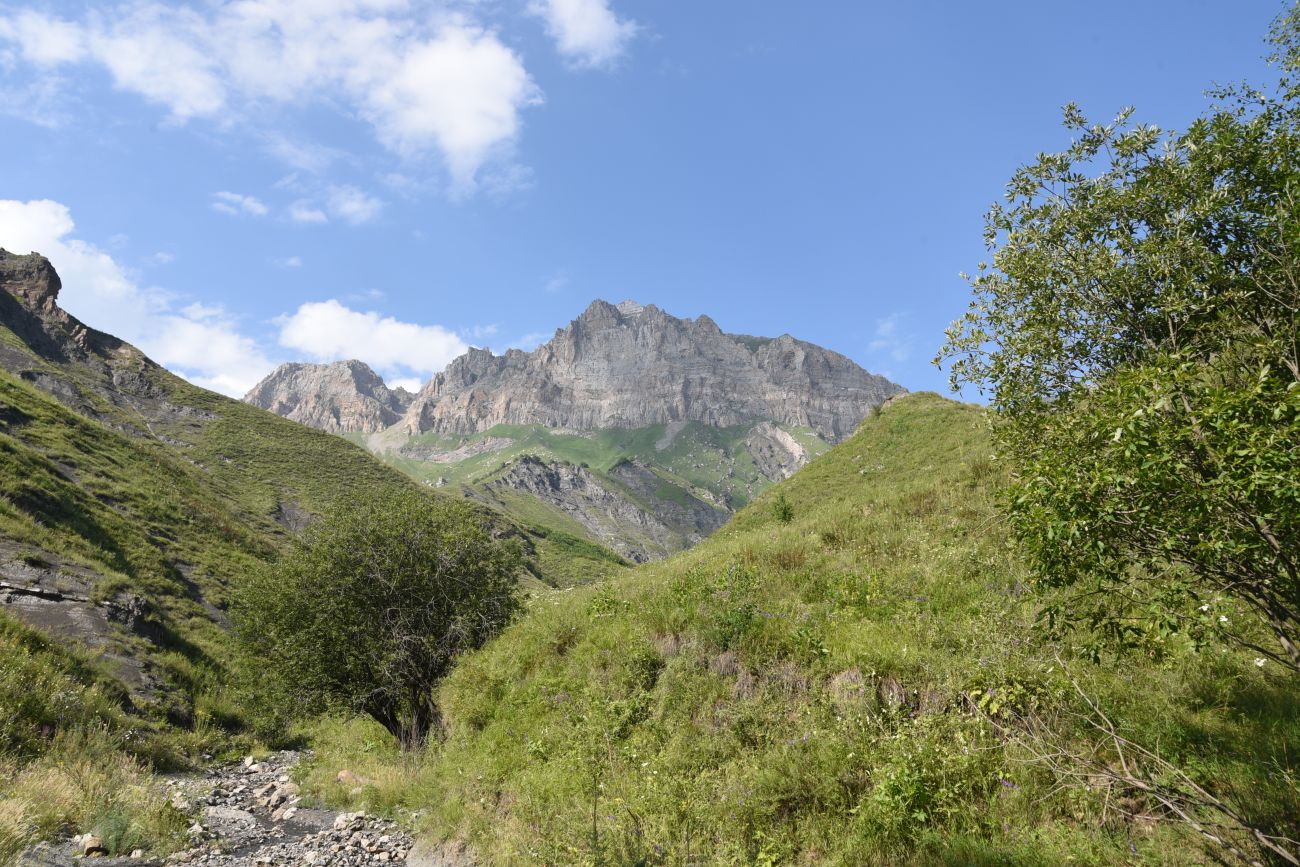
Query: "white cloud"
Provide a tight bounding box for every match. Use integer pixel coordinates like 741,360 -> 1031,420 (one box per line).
387,377 -> 423,393
868,313 -> 913,364
0,198 -> 274,397
0,4 -> 543,189
327,186 -> 383,224
276,255 -> 303,268
278,299 -> 467,380
529,0 -> 637,68
212,191 -> 269,217
288,200 -> 328,224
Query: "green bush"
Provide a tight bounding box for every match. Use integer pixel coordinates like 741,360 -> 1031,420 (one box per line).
233,490 -> 523,749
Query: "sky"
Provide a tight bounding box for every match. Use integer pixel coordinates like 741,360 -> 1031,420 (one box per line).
0,0 -> 1288,398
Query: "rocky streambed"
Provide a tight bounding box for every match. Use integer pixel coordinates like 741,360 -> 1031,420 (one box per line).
16,752 -> 452,867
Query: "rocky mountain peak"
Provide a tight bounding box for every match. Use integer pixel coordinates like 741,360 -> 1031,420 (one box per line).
0,250 -> 63,313
244,360 -> 414,434
0,251 -> 135,370
396,299 -> 904,442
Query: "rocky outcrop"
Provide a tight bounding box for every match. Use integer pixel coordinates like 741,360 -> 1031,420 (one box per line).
745,422 -> 808,481
0,249 -> 131,368
244,361 -> 414,433
484,455 -> 727,563
401,300 -> 902,443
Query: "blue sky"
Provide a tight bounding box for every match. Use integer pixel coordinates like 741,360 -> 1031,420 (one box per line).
0,0 -> 1286,397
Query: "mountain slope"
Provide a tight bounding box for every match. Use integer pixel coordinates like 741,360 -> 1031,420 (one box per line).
247,300 -> 902,562
0,250 -> 621,723
298,393 -> 1299,864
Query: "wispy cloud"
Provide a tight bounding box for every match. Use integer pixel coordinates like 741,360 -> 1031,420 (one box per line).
510,331 -> 552,351
211,191 -> 268,217
543,271 -> 570,293
287,200 -> 328,224
327,186 -> 383,225
867,313 -> 914,364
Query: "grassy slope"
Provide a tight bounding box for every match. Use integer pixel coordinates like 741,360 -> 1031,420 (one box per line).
302,394 -> 1299,864
0,309 -> 607,855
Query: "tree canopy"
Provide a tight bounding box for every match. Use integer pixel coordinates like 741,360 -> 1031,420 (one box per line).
234,490 -> 522,749
939,9 -> 1300,672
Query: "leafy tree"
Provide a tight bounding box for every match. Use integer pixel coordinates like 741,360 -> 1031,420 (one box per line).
233,491 -> 522,749
939,9 -> 1300,673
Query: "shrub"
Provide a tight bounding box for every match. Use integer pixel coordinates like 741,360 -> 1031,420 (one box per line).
233,490 -> 522,749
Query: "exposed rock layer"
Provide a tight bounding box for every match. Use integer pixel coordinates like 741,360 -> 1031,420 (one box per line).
398,300 -> 902,443
243,360 -> 413,434
484,456 -> 727,563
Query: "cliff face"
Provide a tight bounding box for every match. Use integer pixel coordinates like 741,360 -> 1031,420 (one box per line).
401,300 -> 903,443
244,360 -> 413,434
483,455 -> 728,563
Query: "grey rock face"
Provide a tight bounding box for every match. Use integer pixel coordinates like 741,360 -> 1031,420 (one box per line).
244,361 -> 414,433
401,300 -> 903,443
484,455 -> 727,563
0,249 -> 62,312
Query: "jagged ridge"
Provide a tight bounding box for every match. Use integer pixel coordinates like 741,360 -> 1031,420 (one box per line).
399,299 -> 903,442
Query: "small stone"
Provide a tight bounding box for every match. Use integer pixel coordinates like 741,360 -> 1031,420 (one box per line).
303,851 -> 319,864
81,835 -> 108,857
243,756 -> 255,767
130,850 -> 145,859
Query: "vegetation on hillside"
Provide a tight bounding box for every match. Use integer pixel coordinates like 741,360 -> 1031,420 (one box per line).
939,10 -> 1300,677
295,395 -> 1298,863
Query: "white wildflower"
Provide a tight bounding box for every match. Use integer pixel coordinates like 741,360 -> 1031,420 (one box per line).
1255,658 -> 1266,668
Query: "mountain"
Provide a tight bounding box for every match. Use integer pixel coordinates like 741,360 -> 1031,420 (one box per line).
400,299 -> 897,441
0,250 -> 622,718
246,299 -> 903,561
243,359 -> 414,433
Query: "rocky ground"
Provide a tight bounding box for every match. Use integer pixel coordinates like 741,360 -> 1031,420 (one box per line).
17,753 -> 443,867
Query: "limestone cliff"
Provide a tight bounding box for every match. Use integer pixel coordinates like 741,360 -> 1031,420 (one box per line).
244,360 -> 413,434
401,300 -> 902,442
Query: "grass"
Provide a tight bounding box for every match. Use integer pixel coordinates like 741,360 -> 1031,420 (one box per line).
0,729 -> 189,863
296,394 -> 1300,864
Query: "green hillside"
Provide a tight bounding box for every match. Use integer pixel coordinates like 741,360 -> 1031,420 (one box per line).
0,272 -> 621,858
298,394 -> 1299,864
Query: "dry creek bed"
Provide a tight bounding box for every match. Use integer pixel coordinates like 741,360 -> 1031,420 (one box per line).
17,752 -> 445,867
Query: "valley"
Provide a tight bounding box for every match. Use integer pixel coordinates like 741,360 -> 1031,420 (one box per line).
246,300 -> 897,563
